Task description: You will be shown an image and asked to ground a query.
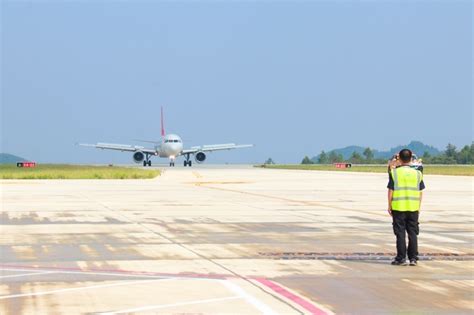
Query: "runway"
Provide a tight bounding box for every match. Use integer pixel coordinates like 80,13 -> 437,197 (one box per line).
1,166 -> 472,314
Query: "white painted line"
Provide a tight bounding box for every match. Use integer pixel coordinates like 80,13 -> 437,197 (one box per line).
0,271 -> 55,279
0,267 -> 222,281
99,296 -> 242,315
0,278 -> 173,300
0,267 -> 171,280
220,280 -> 277,315
0,268 -> 169,279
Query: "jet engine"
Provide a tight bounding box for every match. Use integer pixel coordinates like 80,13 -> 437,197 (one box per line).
133,151 -> 145,163
195,152 -> 206,163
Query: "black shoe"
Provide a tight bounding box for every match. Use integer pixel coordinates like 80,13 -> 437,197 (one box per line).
391,259 -> 408,266
409,260 -> 417,266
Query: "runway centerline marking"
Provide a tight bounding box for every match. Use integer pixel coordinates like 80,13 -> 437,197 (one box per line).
98,296 -> 242,314
192,171 -> 203,179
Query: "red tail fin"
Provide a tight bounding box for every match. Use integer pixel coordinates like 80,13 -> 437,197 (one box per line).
161,107 -> 165,137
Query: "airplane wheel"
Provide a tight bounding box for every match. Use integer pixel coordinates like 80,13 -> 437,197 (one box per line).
143,161 -> 147,167
189,161 -> 192,167
148,161 -> 152,167
183,161 -> 187,167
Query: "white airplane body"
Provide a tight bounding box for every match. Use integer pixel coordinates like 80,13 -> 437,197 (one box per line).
80,108 -> 252,167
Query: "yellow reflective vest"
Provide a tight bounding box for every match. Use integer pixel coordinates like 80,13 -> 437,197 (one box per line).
391,166 -> 423,211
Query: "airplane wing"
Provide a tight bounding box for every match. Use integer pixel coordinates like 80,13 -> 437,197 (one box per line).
181,143 -> 253,155
79,143 -> 157,154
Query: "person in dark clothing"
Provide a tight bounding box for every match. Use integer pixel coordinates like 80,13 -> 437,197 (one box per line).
387,149 -> 425,266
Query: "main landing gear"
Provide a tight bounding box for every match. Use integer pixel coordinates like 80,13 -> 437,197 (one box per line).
143,154 -> 152,167
183,154 -> 192,167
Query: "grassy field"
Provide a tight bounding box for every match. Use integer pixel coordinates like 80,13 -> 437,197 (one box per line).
258,164 -> 474,176
0,164 -> 160,179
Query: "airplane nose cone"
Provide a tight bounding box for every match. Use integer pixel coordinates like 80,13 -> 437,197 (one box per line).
167,143 -> 182,155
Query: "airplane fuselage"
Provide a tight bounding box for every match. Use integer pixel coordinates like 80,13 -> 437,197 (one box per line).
157,134 -> 183,158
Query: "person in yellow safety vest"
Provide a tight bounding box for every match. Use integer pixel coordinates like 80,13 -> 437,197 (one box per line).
387,148 -> 425,266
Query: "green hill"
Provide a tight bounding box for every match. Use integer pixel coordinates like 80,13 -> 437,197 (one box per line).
312,141 -> 441,162
0,153 -> 28,164
385,141 -> 440,158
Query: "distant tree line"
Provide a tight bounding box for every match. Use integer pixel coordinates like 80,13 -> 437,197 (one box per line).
420,143 -> 473,164
302,143 -> 474,165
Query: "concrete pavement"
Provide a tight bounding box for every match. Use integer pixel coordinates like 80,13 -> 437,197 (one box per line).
0,166 -> 472,314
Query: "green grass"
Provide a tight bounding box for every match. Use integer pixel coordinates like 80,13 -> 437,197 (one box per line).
257,164 -> 474,176
0,164 -> 160,179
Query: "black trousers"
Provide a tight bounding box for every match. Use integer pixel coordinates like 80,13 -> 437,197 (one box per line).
392,210 -> 419,261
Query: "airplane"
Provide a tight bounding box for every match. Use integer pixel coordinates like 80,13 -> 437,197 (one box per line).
79,107 -> 253,167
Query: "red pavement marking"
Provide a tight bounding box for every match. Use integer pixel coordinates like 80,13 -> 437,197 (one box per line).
255,278 -> 329,315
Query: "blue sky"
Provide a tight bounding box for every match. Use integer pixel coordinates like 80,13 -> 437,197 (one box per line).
1,1 -> 472,164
